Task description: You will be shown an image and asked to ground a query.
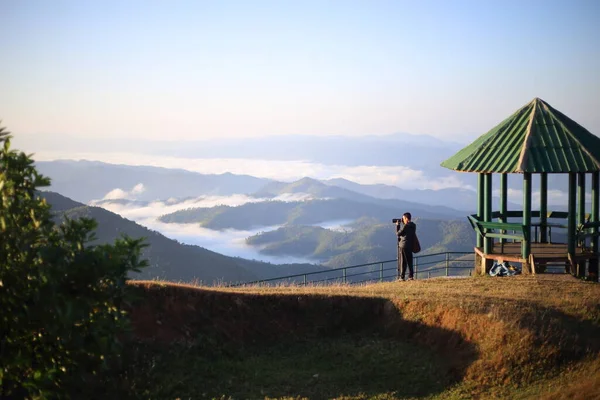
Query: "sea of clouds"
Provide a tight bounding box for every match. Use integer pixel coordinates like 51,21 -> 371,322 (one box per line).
90,184 -> 347,264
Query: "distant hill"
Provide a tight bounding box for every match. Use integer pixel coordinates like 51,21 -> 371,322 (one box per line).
323,178 -> 478,211
39,190 -> 84,211
158,197 -> 462,230
245,218 -> 476,268
252,177 -> 466,216
40,191 -> 328,284
323,178 -> 525,212
36,160 -> 272,203
254,177 -> 378,202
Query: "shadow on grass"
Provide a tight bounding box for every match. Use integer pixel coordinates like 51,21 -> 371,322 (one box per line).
124,335 -> 459,399
121,284 -> 480,399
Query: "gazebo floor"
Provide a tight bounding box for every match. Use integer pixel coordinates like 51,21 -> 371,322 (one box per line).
475,242 -> 598,264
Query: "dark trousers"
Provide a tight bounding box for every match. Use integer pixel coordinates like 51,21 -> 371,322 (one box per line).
398,247 -> 414,279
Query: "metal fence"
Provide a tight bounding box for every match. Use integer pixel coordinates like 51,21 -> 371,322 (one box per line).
229,251 -> 475,287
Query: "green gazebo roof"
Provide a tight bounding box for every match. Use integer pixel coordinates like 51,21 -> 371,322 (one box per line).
441,97 -> 600,173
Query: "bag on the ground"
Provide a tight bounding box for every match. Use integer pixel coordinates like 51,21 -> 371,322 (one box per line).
489,261 -> 521,277
413,234 -> 421,254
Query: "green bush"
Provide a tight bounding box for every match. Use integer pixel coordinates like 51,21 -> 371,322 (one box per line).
0,127 -> 148,398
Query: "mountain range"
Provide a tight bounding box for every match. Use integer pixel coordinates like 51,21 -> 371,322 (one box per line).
36,160 -> 482,211
34,159 -> 490,281
35,160 -> 271,203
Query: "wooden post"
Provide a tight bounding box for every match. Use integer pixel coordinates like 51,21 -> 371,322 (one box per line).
522,173 -> 532,266
577,172 -> 586,277
591,172 -> 599,281
568,173 -> 577,273
540,172 -> 548,243
477,173 -> 484,248
484,173 -> 492,254
578,173 -> 586,224
445,252 -> 449,276
500,173 -> 508,248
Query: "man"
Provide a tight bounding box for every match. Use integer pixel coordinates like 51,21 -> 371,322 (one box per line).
396,212 -> 416,281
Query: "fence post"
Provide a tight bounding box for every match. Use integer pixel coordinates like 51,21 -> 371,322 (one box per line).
414,257 -> 418,280
445,253 -> 450,276
303,274 -> 307,286
343,268 -> 347,284
379,263 -> 383,282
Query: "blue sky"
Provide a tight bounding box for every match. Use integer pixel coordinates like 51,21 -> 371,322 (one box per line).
1,0 -> 599,143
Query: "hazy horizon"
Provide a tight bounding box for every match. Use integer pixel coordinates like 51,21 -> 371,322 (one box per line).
33,151 -> 470,190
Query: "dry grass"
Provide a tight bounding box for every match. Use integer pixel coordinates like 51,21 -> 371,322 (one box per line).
125,274 -> 600,399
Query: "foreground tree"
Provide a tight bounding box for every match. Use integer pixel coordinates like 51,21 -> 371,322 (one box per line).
0,126 -> 147,398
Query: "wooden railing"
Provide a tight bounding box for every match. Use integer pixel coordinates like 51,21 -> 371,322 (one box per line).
467,210 -> 588,245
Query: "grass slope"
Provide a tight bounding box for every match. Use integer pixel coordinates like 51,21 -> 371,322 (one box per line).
120,275 -> 600,399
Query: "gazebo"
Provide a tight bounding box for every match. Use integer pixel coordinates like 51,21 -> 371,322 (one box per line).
441,97 -> 600,280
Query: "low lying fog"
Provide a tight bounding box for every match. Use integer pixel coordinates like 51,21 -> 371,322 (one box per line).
91,191 -> 351,265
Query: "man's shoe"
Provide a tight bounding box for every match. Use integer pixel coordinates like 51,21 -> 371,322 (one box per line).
407,277 -> 414,281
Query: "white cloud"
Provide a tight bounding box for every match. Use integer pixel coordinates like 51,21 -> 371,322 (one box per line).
102,183 -> 146,200
91,192 -> 324,220
131,183 -> 145,195
103,188 -> 130,200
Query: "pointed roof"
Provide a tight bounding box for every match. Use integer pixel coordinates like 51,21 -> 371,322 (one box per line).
441,98 -> 600,173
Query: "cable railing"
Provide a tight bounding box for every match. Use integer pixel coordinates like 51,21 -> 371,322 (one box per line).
229,251 -> 475,287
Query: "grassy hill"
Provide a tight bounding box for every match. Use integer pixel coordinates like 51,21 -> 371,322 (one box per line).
117,275 -> 600,399
245,218 -> 476,267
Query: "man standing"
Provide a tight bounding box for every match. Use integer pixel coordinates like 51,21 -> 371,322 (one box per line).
396,212 -> 416,281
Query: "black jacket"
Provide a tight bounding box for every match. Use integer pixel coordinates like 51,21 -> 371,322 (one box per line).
397,221 -> 416,251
